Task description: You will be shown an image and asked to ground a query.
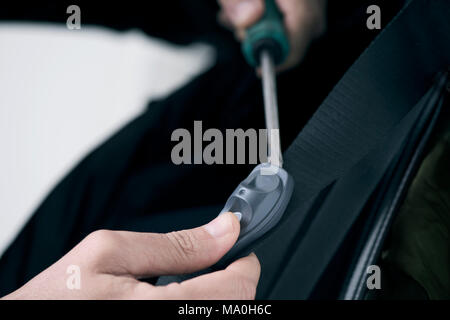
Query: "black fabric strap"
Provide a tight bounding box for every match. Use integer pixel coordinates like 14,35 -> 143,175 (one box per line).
252,0 -> 450,299
340,75 -> 448,300
269,73 -> 448,299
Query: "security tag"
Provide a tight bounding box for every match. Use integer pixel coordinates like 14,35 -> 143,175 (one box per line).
216,163 -> 294,267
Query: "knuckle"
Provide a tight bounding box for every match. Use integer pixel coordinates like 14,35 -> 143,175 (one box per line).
133,282 -> 159,300
165,230 -> 199,262
163,282 -> 186,299
82,229 -> 118,259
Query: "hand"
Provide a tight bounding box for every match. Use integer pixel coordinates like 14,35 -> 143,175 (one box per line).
219,0 -> 327,70
2,212 -> 260,300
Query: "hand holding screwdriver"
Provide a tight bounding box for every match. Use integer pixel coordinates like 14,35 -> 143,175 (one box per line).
219,0 -> 327,70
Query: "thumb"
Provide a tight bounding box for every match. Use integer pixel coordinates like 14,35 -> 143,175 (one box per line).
107,212 -> 241,278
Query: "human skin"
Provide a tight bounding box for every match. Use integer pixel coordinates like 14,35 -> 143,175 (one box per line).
218,0 -> 327,71
2,212 -> 261,300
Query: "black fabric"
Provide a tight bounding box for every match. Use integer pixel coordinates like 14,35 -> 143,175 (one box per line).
259,0 -> 450,299
0,0 -> 407,297
340,75 -> 448,300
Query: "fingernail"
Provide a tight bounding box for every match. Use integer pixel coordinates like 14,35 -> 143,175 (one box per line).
204,212 -> 234,238
231,0 -> 260,25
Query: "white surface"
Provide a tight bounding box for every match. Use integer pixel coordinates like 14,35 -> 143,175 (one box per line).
0,23 -> 214,255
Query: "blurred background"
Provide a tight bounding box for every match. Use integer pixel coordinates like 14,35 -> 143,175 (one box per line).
0,22 -> 214,255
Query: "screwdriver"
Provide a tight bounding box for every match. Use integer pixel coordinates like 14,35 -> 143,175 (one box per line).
157,1 -> 294,280
157,2 -> 293,286
242,0 -> 290,168
213,0 -> 293,266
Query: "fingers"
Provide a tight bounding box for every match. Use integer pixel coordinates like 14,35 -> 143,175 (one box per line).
280,0 -> 327,39
218,0 -> 327,71
274,0 -> 327,71
82,212 -> 240,278
144,253 -> 261,300
219,0 -> 264,29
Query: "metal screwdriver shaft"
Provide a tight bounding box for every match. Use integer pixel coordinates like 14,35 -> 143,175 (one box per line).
261,50 -> 283,168
241,0 -> 289,168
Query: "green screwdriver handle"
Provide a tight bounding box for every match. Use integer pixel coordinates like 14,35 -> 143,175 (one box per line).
242,0 -> 290,67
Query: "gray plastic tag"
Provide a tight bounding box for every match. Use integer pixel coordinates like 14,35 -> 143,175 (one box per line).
217,163 -> 294,266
